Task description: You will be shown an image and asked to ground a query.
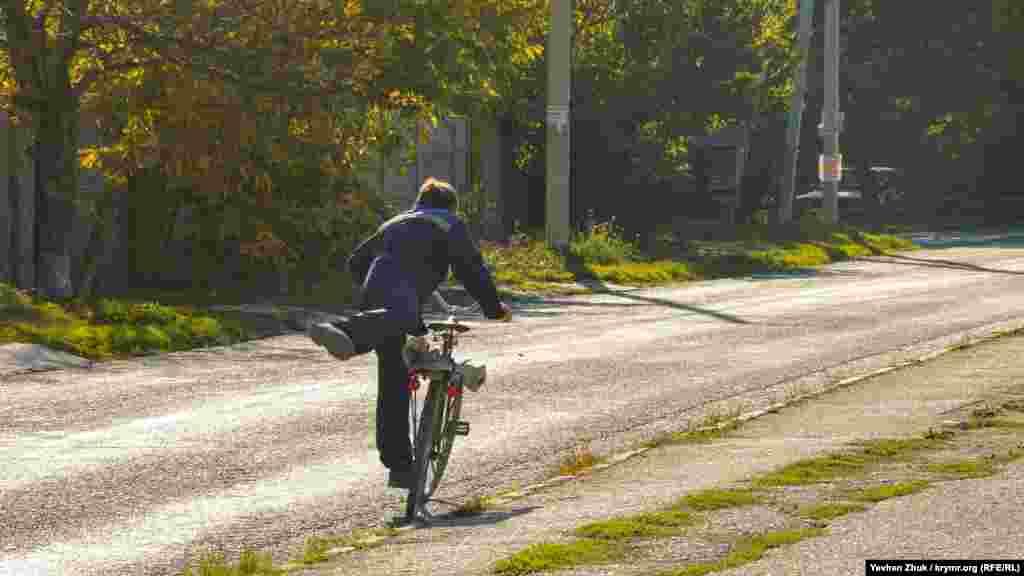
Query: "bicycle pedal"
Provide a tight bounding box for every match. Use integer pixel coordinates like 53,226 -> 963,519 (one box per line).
452,420 -> 470,436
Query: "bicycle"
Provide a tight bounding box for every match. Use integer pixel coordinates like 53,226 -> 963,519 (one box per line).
404,309 -> 480,524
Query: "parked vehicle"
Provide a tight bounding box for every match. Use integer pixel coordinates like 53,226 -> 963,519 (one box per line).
795,166 -> 904,218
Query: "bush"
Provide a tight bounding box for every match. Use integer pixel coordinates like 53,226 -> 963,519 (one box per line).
188,317 -> 228,346
95,299 -> 132,323
111,325 -> 144,355
0,283 -> 27,310
133,302 -> 181,325
140,325 -> 173,350
570,217 -> 640,265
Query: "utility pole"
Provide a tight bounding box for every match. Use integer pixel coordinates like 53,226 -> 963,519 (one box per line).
545,0 -> 572,250
779,0 -> 816,224
819,0 -> 843,224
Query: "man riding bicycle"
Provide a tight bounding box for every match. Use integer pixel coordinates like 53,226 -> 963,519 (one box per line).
309,177 -> 511,489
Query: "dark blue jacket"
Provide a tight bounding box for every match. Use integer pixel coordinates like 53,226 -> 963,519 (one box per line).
347,205 -> 504,319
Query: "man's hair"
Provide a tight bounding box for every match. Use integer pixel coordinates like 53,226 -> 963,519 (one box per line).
415,177 -> 459,212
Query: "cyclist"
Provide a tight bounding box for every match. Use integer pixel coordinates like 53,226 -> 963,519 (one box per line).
309,177 -> 511,489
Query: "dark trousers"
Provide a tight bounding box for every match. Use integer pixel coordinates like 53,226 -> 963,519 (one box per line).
337,262 -> 423,470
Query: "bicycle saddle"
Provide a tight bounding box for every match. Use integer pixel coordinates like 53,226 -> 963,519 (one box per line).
426,318 -> 472,333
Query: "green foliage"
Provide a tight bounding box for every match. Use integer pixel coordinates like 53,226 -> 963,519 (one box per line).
0,283 -> 29,310
570,218 -> 641,265
0,285 -> 246,360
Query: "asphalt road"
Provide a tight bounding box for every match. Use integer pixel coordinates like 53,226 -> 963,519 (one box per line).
4,231 -> 1024,575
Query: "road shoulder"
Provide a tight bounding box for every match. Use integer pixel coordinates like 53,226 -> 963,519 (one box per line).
290,334 -> 1024,575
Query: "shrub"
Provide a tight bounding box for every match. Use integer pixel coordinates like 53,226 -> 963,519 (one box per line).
570,217 -> 640,265
140,325 -> 173,350
132,302 -> 181,325
189,317 -> 227,346
0,283 -> 29,310
95,299 -> 132,323
111,325 -> 144,355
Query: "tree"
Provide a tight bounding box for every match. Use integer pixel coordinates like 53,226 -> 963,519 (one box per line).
565,0 -> 797,230
0,0 -> 548,297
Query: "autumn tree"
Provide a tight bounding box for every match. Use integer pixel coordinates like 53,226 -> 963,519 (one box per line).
1,0 -> 549,297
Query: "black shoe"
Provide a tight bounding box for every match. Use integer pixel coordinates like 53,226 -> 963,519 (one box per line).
387,465 -> 416,490
308,322 -> 356,360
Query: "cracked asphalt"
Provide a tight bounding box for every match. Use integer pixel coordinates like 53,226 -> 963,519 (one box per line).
4,231 -> 1024,575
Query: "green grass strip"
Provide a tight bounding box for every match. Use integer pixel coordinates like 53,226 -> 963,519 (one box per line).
662,528 -> 826,576
848,480 -> 931,503
798,502 -> 868,521
678,488 -> 762,511
494,539 -> 621,575
179,550 -> 283,576
575,510 -> 696,540
753,453 -> 869,487
857,437 -> 947,459
926,459 -> 998,479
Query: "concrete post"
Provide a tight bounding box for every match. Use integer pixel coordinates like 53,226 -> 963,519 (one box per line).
779,0 -> 816,224
0,112 -> 11,283
820,0 -> 842,224
13,124 -> 35,289
477,117 -> 503,240
545,0 -> 572,250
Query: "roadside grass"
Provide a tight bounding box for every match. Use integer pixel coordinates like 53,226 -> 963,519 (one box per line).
493,539 -> 623,575
644,406 -> 745,448
179,550 -> 283,576
959,417 -> 1024,431
2,218 -> 915,359
856,437 -> 948,459
657,528 -> 827,576
645,425 -> 735,447
678,488 -> 762,512
797,502 -> 867,522
478,219 -> 915,294
752,453 -> 870,487
575,510 -> 697,540
297,527 -> 398,565
925,459 -> 998,479
1,283 -> 251,361
847,480 -> 931,503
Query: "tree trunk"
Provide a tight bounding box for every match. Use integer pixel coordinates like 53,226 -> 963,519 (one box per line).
76,186 -> 118,299
32,137 -> 75,300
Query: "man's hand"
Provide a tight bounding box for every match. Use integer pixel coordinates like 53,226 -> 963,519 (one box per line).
409,335 -> 430,353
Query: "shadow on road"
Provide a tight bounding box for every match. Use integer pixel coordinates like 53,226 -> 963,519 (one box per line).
412,505 -> 541,529
867,253 -> 1024,276
519,295 -> 752,325
552,252 -> 749,325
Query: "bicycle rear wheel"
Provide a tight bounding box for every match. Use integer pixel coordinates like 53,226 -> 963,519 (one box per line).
430,371 -> 464,492
406,374 -> 441,520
